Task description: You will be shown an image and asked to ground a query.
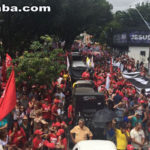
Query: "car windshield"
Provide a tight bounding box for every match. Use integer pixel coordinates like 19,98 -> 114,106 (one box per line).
72,55 -> 82,61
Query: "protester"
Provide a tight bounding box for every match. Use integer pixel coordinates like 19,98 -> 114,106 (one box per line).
130,123 -> 145,150
70,118 -> 93,144
8,121 -> 26,149
113,121 -> 130,150
82,69 -> 90,80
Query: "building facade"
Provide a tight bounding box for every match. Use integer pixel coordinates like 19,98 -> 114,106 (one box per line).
113,31 -> 150,68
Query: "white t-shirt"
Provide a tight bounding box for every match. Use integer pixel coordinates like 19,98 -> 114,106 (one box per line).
130,128 -> 145,149
0,145 -> 3,150
57,77 -> 63,85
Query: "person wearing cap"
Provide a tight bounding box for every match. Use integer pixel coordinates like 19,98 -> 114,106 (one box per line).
51,99 -> 60,121
70,118 -> 93,144
57,132 -> 67,150
53,117 -> 68,129
32,130 -> 43,150
48,127 -> 58,145
128,111 -> 142,128
42,98 -> 51,122
130,123 -> 145,150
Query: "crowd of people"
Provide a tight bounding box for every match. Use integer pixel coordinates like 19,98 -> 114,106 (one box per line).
0,68 -> 73,149
79,53 -> 150,150
0,44 -> 150,150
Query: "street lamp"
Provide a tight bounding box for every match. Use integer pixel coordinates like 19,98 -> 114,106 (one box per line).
130,5 -> 150,75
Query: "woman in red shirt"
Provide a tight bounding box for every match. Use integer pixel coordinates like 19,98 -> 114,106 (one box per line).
57,132 -> 67,150
42,98 -> 51,122
8,121 -> 26,149
67,101 -> 74,125
32,130 -> 43,150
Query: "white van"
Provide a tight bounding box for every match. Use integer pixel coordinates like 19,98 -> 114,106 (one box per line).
72,140 -> 117,150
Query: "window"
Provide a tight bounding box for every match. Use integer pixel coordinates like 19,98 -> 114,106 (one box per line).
140,51 -> 145,56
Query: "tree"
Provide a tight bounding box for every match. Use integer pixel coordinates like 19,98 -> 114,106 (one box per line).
9,48 -> 66,89
99,2 -> 150,46
114,2 -> 150,31
0,0 -> 113,54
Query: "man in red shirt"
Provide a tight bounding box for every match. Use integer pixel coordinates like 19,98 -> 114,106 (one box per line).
42,98 -> 51,122
82,69 -> 90,80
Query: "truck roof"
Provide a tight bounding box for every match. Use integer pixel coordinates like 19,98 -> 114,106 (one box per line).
73,140 -> 116,150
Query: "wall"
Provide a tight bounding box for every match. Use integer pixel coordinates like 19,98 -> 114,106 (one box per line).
128,46 -> 150,69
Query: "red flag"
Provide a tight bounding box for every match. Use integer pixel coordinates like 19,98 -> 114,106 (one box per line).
0,70 -> 16,121
1,60 -> 6,82
6,53 -> 12,68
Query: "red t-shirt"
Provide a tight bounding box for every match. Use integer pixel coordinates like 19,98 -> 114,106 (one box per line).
32,137 -> 43,150
82,72 -> 90,80
132,89 -> 136,95
46,95 -> 52,103
96,80 -> 102,87
44,140 -> 56,149
49,133 -> 57,144
42,104 -> 51,119
51,104 -> 58,121
68,105 -> 73,118
9,127 -> 26,146
61,138 -> 67,150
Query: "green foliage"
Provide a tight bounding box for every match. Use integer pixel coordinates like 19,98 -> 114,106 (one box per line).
114,2 -> 150,31
12,49 -> 66,88
30,35 -> 53,52
30,41 -> 42,51
0,0 -> 113,53
98,2 -> 150,45
40,35 -> 53,51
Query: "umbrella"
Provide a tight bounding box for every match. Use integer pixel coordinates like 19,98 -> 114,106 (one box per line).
92,108 -> 116,128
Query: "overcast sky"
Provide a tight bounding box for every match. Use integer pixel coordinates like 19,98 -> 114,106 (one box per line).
107,0 -> 150,12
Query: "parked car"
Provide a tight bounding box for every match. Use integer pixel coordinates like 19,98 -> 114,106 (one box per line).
72,140 -> 117,150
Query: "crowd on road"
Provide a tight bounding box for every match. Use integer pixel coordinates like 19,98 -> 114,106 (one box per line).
0,67 -> 73,149
0,44 -> 150,150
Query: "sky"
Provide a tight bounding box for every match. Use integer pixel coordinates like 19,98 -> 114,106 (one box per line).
107,0 -> 150,12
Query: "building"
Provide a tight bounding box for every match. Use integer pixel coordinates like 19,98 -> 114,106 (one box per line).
113,31 -> 150,68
